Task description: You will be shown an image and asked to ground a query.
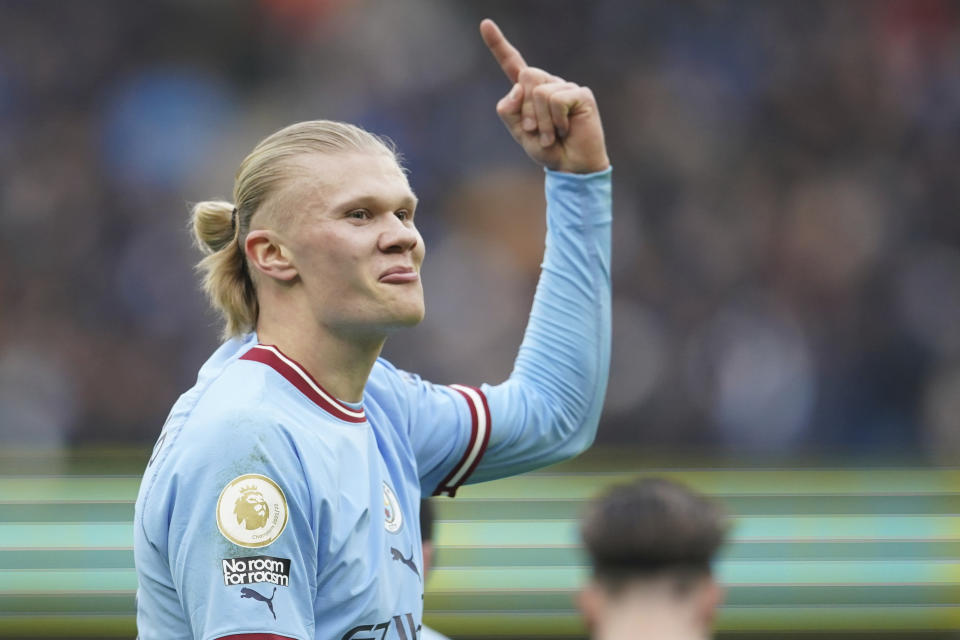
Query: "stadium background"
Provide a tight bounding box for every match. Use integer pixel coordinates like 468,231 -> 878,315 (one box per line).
1,1 -> 958,638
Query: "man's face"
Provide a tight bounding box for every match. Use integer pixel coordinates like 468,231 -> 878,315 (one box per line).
274,151 -> 426,335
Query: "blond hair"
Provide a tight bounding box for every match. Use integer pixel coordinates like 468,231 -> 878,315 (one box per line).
191,120 -> 399,339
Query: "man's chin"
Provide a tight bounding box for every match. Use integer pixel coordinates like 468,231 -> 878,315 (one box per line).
331,307 -> 424,340
385,308 -> 425,331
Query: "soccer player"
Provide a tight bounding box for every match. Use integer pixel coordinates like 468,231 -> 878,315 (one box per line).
134,18 -> 611,640
578,478 -> 728,640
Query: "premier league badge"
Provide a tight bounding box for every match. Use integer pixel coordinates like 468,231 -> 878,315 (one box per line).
216,474 -> 288,548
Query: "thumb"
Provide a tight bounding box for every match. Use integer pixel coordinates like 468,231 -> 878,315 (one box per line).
496,83 -> 524,127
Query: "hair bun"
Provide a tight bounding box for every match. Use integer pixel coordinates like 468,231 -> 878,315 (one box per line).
191,200 -> 235,254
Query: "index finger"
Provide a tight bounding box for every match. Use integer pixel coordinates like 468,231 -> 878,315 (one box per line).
480,18 -> 528,83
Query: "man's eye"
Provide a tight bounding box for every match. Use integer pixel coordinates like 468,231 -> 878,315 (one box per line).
395,209 -> 410,221
348,209 -> 371,220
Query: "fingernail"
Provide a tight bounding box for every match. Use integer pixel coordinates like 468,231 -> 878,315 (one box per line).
523,117 -> 536,131
540,132 -> 551,146
510,83 -> 521,99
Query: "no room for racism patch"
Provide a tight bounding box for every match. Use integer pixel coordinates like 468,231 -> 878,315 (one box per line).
222,555 -> 291,587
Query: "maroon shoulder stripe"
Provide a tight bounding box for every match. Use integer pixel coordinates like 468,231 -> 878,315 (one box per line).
240,344 -> 366,424
433,385 -> 491,497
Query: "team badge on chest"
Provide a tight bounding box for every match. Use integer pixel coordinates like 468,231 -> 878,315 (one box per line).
217,474 -> 288,548
382,481 -> 403,534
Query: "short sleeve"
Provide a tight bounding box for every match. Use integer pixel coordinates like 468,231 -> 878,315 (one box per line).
368,362 -> 491,498
156,412 -> 318,640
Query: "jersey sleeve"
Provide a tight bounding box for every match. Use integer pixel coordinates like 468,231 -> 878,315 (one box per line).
470,168 -> 612,482
374,364 -> 490,497
391,168 -> 612,496
140,407 -> 319,640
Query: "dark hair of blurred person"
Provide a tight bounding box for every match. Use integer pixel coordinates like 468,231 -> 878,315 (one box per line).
579,478 -> 728,640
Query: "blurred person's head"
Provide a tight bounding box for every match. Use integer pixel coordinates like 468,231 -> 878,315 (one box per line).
579,478 -> 727,640
191,120 -> 423,341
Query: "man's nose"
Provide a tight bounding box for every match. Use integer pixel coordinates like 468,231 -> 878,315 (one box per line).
380,218 -> 420,253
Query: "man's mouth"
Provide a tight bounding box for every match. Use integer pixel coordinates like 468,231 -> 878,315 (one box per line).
379,267 -> 419,284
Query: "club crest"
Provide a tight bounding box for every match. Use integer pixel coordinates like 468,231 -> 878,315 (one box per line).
217,474 -> 288,548
382,481 -> 403,534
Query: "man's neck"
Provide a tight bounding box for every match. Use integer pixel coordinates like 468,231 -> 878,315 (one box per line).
594,593 -> 708,640
256,319 -> 385,404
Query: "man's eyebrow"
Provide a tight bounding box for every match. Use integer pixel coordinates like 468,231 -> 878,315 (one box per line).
333,193 -> 419,211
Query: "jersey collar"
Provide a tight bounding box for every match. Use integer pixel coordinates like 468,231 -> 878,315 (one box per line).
240,344 -> 367,424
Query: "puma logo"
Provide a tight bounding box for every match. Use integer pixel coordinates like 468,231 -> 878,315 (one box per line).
390,547 -> 420,579
240,586 -> 276,619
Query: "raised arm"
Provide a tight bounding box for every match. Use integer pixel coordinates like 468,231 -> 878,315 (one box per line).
466,20 -> 613,482
397,21 -> 612,496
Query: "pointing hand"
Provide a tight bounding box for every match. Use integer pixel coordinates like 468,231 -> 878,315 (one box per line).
480,19 -> 610,174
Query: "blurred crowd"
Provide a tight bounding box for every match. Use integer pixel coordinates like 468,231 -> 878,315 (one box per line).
1,0 -> 959,460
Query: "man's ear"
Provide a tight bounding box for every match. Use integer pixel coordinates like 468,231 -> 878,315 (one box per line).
577,580 -> 605,633
245,230 -> 298,282
695,578 -> 724,631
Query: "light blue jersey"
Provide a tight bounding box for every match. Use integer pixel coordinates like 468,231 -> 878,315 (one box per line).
134,168 -> 612,640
